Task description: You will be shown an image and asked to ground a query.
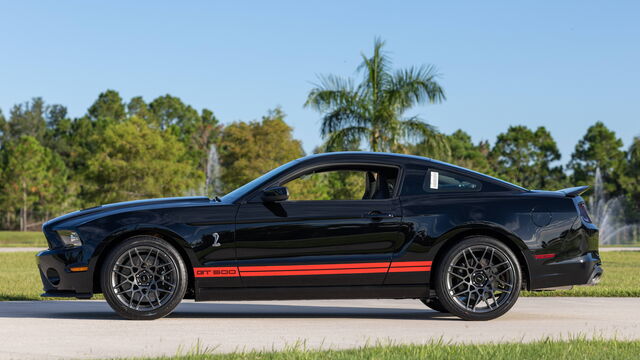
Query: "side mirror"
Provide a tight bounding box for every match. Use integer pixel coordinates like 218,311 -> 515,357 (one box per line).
261,186 -> 289,202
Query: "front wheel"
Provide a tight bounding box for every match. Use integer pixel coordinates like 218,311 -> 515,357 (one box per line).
434,237 -> 522,321
101,236 -> 188,320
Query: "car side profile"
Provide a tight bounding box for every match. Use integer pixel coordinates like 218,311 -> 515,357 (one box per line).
37,152 -> 602,320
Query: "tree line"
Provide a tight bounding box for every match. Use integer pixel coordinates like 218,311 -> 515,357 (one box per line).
0,39 -> 638,230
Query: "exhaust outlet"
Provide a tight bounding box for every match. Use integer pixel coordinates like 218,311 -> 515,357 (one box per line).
587,266 -> 603,286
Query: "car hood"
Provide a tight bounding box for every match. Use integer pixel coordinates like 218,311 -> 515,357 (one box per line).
44,196 -> 214,229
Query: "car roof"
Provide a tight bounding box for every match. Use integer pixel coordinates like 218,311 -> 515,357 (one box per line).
304,151 -> 430,162
302,152 -> 527,191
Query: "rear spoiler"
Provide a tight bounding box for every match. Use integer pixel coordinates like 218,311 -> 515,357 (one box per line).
557,186 -> 590,198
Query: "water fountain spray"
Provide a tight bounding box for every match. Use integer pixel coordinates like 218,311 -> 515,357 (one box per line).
205,144 -> 222,198
589,168 -> 640,245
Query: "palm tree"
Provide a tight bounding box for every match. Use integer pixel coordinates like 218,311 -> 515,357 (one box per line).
305,38 -> 448,155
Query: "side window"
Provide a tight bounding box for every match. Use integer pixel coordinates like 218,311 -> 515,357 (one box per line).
401,168 -> 481,196
283,166 -> 398,201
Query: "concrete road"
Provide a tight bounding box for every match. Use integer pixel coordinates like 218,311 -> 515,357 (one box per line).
0,298 -> 639,359
3,247 -> 638,253
0,248 -> 44,253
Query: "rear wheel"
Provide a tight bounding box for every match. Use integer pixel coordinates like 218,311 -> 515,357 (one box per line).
434,237 -> 521,321
101,235 -> 188,320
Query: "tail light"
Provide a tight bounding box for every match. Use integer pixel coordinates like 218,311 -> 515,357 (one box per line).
577,202 -> 592,223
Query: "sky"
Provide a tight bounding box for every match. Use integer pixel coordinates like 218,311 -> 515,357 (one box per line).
1,1 -> 639,163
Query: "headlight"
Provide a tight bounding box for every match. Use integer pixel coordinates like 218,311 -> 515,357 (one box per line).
56,230 -> 82,248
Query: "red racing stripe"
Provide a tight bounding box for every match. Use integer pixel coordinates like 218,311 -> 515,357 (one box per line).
388,266 -> 432,273
194,260 -> 433,278
241,267 -> 390,277
238,262 -> 391,272
389,261 -> 432,267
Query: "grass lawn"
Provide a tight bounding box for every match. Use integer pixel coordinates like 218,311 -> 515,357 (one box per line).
602,243 -> 640,247
117,339 -> 640,360
0,251 -> 103,301
0,251 -> 638,301
0,231 -> 47,247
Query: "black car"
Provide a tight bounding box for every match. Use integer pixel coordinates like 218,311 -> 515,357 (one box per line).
37,152 -> 602,320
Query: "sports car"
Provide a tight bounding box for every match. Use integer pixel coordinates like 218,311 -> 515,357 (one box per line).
37,152 -> 602,320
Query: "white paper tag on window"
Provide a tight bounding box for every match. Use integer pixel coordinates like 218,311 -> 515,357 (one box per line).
430,171 -> 439,189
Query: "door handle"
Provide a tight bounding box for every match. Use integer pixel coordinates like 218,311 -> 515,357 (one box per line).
364,211 -> 395,219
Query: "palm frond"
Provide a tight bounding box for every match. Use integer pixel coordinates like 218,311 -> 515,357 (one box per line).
305,37 -> 447,154
400,117 -> 436,140
399,117 -> 450,158
357,37 -> 392,103
387,65 -> 445,112
629,137 -> 640,158
323,126 -> 369,152
320,106 -> 368,137
304,74 -> 357,112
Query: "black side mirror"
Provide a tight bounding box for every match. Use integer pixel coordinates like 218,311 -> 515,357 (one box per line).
261,186 -> 289,202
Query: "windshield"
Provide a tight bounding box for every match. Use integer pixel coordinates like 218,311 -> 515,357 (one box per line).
220,158 -> 302,203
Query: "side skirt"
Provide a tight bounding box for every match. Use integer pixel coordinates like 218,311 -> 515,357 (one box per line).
195,285 -> 428,301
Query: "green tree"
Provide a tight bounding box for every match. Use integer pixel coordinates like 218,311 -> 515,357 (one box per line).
191,108 -> 223,172
88,90 -> 126,122
286,170 -> 366,201
0,109 -> 5,145
490,126 -> 565,189
0,136 -> 65,230
66,116 -> 98,169
305,38 -> 446,153
83,116 -> 202,205
569,122 -> 627,195
43,105 -> 74,160
219,108 -> 304,192
148,95 -> 200,131
144,95 -> 222,175
38,151 -> 75,219
624,137 -> 640,212
127,96 -> 153,122
444,130 -> 492,174
59,90 -> 129,175
0,98 -> 50,144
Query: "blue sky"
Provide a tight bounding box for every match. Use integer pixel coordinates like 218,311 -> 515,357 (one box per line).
1,1 -> 638,162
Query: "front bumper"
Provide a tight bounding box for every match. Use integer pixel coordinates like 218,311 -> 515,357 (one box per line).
36,247 -> 94,299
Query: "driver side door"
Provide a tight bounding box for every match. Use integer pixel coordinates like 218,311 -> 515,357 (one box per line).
234,166 -> 406,287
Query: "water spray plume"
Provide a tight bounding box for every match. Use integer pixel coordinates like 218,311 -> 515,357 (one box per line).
589,168 -> 640,245
205,144 -> 222,197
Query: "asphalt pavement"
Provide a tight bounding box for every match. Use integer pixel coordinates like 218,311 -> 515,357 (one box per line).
0,297 -> 639,359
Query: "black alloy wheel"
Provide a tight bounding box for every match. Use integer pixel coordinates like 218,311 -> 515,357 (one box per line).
101,235 -> 188,320
434,236 -> 522,321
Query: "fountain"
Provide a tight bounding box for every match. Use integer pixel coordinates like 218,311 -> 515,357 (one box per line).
205,143 -> 222,198
589,167 -> 640,245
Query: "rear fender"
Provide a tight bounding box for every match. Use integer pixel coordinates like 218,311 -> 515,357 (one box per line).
430,224 -> 533,290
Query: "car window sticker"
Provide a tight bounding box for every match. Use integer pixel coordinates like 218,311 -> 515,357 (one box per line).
430,171 -> 439,190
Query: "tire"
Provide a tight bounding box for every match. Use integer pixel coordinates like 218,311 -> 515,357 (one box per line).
420,298 -> 449,313
434,236 -> 522,321
101,235 -> 188,320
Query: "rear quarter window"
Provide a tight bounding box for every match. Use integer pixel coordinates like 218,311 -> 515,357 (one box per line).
401,168 -> 482,196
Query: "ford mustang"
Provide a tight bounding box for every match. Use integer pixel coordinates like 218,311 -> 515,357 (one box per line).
37,152 -> 602,320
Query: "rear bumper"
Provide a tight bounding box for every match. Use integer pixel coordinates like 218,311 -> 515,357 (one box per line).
529,251 -> 602,290
36,247 -> 94,299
